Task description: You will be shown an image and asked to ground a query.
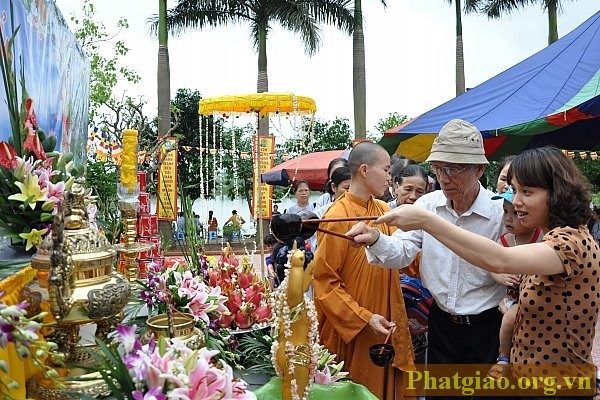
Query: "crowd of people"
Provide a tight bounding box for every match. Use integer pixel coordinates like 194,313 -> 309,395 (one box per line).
271,118 -> 600,400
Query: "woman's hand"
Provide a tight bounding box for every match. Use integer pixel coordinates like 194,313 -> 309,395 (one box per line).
376,204 -> 432,231
492,273 -> 520,287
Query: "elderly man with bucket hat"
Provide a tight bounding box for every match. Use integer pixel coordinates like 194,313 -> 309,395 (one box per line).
348,120 -> 505,373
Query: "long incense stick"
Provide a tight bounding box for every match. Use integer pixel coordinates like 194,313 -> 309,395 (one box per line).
302,216 -> 379,224
379,324 -> 397,354
316,227 -> 355,241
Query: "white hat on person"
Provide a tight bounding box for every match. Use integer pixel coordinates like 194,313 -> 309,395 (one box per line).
426,119 -> 488,165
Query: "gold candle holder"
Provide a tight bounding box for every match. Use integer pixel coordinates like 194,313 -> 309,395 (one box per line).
114,129 -> 153,281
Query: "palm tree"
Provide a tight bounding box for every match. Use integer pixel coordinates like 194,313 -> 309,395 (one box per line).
157,0 -> 171,138
151,0 -> 354,96
480,0 -> 570,45
352,0 -> 385,139
447,0 -> 482,96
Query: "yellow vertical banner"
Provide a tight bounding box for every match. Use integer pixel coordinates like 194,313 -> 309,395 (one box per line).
157,137 -> 178,220
253,136 -> 274,219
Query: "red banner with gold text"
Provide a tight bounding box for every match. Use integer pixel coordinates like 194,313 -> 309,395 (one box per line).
157,137 -> 178,220
252,136 -> 274,219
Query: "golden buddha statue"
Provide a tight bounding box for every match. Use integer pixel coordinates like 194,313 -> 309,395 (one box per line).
272,242 -> 318,400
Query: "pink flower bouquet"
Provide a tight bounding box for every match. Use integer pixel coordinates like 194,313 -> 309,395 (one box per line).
207,249 -> 272,330
92,324 -> 256,400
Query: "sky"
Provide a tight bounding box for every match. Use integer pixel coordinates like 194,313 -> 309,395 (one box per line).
54,0 -> 600,135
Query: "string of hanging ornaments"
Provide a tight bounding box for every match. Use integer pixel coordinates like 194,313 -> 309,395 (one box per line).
198,93 -> 317,200
197,93 -> 318,257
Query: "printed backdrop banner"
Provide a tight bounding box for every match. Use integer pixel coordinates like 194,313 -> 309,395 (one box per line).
157,138 -> 178,220
0,0 -> 90,163
252,136 -> 274,219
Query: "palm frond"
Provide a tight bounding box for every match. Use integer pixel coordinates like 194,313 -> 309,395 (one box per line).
481,0 -> 538,19
303,0 -> 354,35
271,1 -> 321,55
235,330 -> 275,376
148,0 -> 255,37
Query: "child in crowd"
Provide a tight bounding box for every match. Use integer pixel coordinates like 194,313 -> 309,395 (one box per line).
263,233 -> 279,289
488,187 -> 543,379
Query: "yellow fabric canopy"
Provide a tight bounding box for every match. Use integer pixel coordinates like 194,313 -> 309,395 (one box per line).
198,93 -> 317,116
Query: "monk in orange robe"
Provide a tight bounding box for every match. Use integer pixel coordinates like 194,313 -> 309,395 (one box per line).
313,142 -> 414,400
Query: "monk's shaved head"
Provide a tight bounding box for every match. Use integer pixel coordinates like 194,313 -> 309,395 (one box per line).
348,142 -> 388,176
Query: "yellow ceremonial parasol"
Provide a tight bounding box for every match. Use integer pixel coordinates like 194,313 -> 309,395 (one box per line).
198,92 -> 317,275
198,92 -> 317,116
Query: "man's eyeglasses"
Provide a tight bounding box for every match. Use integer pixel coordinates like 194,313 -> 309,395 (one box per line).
429,164 -> 471,177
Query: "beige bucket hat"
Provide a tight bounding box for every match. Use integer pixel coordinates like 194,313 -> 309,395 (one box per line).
426,119 -> 488,165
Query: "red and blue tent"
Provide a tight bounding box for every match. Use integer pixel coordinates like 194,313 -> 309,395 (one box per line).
380,10 -> 600,161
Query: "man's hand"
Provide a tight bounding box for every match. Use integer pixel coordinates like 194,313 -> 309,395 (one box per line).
368,314 -> 395,336
346,222 -> 380,247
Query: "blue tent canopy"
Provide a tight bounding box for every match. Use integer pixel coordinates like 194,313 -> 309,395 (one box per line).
381,10 -> 600,161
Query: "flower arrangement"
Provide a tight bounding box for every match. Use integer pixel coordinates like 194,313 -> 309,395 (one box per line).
0,290 -> 60,394
0,11 -> 84,249
0,153 -> 86,250
140,258 -> 228,325
90,324 -> 256,400
235,330 -> 348,385
313,346 -> 348,385
207,248 -> 272,330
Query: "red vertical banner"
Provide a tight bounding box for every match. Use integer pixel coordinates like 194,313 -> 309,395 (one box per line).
157,137 -> 179,220
252,136 -> 274,219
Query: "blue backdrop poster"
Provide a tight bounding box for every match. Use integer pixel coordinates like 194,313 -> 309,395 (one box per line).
0,0 -> 89,163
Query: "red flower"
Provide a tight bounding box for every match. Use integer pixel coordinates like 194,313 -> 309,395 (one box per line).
24,98 -> 38,129
218,312 -> 234,329
254,305 -> 272,323
0,141 -> 17,169
234,310 -> 253,329
23,122 -> 46,160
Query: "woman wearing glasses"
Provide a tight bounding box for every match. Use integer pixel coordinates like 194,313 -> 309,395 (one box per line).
352,146 -> 599,399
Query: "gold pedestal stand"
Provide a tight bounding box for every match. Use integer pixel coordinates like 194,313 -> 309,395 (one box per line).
114,200 -> 154,281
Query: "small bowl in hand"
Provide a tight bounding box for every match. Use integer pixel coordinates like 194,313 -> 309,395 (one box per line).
369,343 -> 395,367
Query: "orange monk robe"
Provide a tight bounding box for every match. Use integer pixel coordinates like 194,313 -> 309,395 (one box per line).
313,192 -> 415,400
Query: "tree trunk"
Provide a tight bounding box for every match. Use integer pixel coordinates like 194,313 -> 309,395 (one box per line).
257,25 -> 269,137
157,0 -> 171,138
158,45 -> 171,137
353,0 -> 366,139
455,0 -> 465,96
255,24 -> 270,249
547,1 -> 558,45
157,0 -> 172,240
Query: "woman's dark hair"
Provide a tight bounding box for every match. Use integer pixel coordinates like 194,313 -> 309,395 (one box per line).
323,158 -> 349,195
294,180 -> 309,193
390,153 -> 407,165
390,157 -> 416,183
330,166 -> 351,187
496,155 -> 516,179
507,146 -> 591,229
327,158 -> 348,178
394,164 -> 428,186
